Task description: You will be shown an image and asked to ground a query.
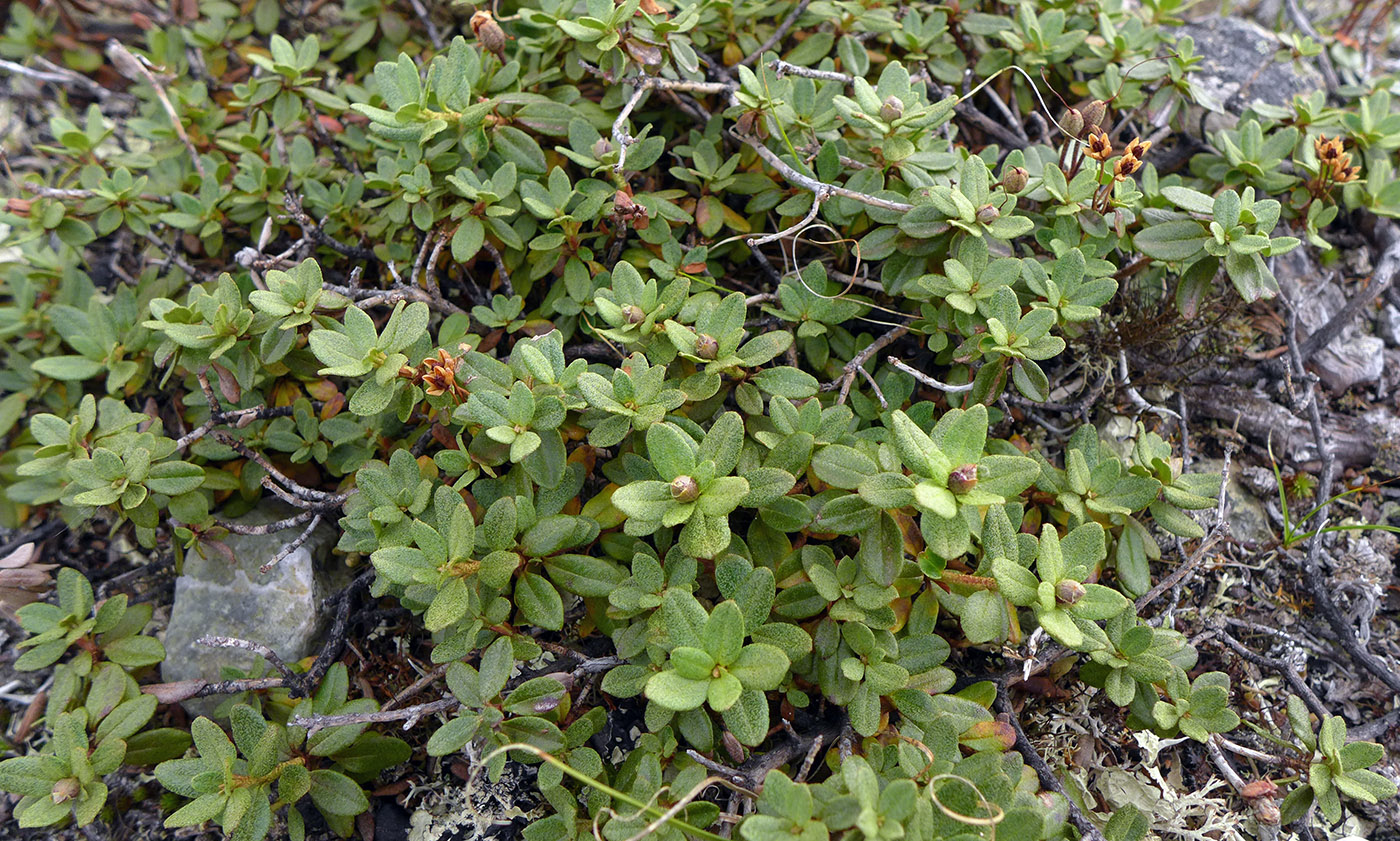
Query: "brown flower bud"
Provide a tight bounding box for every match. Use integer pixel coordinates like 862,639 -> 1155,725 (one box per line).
622,304 -> 645,324
51,778 -> 81,804
1061,108 -> 1084,138
670,475 -> 700,502
1056,580 -> 1086,605
879,96 -> 904,122
1001,166 -> 1029,194
975,203 -> 1000,225
1081,99 -> 1107,130
948,464 -> 979,495
592,138 -> 613,159
470,11 -> 507,62
694,333 -> 719,360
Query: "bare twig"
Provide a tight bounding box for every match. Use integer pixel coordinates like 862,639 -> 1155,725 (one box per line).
1135,450 -> 1232,614
294,571 -> 372,698
217,510 -> 317,535
731,125 -> 919,215
1284,303 -> 1400,698
609,77 -> 734,172
886,357 -> 976,393
1296,220 -> 1400,364
407,0 -> 444,48
1207,735 -> 1283,831
955,97 -> 1028,149
0,57 -> 118,102
821,324 -> 910,404
14,183 -> 168,204
1212,623 -> 1328,719
104,41 -> 205,178
995,683 -> 1107,841
384,662 -> 451,711
746,191 -> 827,248
740,0 -> 813,65
211,431 -> 351,507
769,60 -> 852,82
196,635 -> 299,685
284,193 -> 376,260
259,514 -> 322,573
291,696 -> 460,736
1283,0 -> 1341,93
481,240 -> 514,298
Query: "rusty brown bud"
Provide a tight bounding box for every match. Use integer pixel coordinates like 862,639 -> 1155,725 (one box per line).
592,138 -> 613,159
1001,166 -> 1029,194
694,333 -> 719,360
670,475 -> 700,502
948,464 -> 979,495
1056,580 -> 1086,605
622,304 -> 645,324
975,204 -> 1000,225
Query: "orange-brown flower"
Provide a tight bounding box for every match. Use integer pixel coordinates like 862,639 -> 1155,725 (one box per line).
1113,153 -> 1144,182
1125,136 -> 1151,161
1314,135 -> 1359,183
1085,129 -> 1113,162
1314,134 -> 1345,163
1328,156 -> 1360,183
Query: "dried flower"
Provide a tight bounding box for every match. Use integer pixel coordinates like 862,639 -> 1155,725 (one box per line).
1001,166 -> 1029,194
1061,108 -> 1085,138
470,11 -> 507,63
1085,129 -> 1113,162
401,349 -> 469,401
1081,99 -> 1108,131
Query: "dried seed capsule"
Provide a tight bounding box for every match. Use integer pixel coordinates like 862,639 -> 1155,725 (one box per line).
1081,99 -> 1107,130
1001,166 -> 1029,194
670,475 -> 700,502
1061,107 -> 1084,138
975,203 -> 1000,225
880,96 -> 904,122
470,10 -> 507,62
948,464 -> 979,494
1056,580 -> 1086,605
694,333 -> 719,359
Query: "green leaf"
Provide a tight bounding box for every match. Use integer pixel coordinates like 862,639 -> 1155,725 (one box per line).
516,572 -> 564,630
728,643 -> 789,691
703,601 -> 746,665
309,769 -> 369,817
645,670 -> 710,711
1135,220 -> 1209,262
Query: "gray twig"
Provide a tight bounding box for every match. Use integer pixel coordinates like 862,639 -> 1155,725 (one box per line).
196,635 -> 299,685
